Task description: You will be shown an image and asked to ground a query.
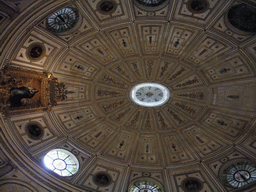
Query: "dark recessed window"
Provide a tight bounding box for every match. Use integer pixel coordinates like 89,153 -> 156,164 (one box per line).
47,7 -> 79,33
27,43 -> 45,61
228,3 -> 256,33
182,177 -> 203,192
187,0 -> 209,14
97,0 -> 117,15
93,172 -> 112,187
25,122 -> 44,139
100,1 -> 114,12
30,46 -> 43,59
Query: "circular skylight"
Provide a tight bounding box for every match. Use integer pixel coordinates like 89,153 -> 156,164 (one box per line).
44,149 -> 79,177
130,83 -> 170,107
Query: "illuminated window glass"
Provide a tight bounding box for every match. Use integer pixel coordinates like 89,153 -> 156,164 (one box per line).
46,7 -> 79,33
135,0 -> 167,7
220,159 -> 256,189
130,83 -> 170,107
128,178 -> 164,192
44,149 -> 79,177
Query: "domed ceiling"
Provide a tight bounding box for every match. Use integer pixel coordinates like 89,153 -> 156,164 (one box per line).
0,0 -> 256,192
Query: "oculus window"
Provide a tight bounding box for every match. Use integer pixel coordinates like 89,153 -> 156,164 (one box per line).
219,159 -> 256,189
135,0 -> 167,7
47,7 -> 79,33
130,83 -> 170,107
128,177 -> 164,192
44,149 -> 79,177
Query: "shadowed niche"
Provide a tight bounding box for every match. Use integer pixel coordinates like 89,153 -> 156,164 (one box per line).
26,122 -> 43,139
228,3 -> 256,33
182,177 -> 203,192
93,172 -> 112,187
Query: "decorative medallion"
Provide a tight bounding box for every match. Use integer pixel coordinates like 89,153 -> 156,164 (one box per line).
25,122 -> 44,140
128,177 -> 164,192
130,83 -> 170,107
181,177 -> 203,192
97,0 -> 117,15
227,3 -> 256,33
46,7 -> 79,33
44,149 -> 79,177
93,172 -> 112,187
187,0 -> 209,14
27,43 -> 45,61
135,0 -> 167,7
219,159 -> 256,189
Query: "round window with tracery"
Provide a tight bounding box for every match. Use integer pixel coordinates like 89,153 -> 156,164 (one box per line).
44,149 -> 79,177
219,159 -> 256,189
46,7 -> 79,33
128,177 -> 164,192
135,0 -> 167,7
134,0 -> 169,11
130,83 -> 170,107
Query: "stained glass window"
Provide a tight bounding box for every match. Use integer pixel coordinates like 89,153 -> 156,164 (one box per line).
44,149 -> 79,177
130,83 -> 170,107
46,7 -> 79,33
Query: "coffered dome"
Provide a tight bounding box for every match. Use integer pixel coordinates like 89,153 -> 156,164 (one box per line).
0,0 -> 256,192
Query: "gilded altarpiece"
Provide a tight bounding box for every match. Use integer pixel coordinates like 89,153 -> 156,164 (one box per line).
0,67 -> 65,115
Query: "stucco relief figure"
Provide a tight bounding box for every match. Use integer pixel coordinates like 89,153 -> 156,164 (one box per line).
9,86 -> 38,107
